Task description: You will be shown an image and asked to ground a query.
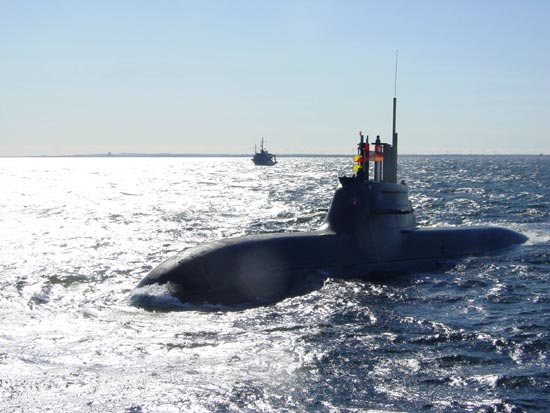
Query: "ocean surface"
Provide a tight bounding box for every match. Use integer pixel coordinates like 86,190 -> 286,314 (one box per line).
0,155 -> 548,412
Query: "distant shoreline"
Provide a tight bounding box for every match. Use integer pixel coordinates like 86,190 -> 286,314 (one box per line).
1,153 -> 547,158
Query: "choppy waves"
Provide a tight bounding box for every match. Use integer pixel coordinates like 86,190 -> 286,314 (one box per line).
0,155 -> 549,412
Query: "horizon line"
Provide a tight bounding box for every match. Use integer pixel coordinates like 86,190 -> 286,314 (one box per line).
1,152 -> 547,158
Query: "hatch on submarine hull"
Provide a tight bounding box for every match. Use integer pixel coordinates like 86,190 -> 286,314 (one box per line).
134,97 -> 527,305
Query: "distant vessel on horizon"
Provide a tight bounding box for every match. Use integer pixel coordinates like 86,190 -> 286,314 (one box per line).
252,138 -> 277,166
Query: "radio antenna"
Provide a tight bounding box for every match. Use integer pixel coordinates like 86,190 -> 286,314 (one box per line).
389,49 -> 399,183
394,49 -> 399,97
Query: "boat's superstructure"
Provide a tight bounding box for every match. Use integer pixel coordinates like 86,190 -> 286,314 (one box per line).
135,96 -> 527,304
252,138 -> 277,166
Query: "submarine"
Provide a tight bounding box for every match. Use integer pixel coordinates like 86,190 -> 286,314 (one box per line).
135,96 -> 527,304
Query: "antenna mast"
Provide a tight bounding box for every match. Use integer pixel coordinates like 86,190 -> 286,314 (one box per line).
390,50 -> 399,183
394,49 -> 399,97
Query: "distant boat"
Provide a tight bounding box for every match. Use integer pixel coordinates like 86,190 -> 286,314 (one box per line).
252,138 -> 277,166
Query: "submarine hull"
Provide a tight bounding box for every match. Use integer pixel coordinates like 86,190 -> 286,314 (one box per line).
136,225 -> 526,304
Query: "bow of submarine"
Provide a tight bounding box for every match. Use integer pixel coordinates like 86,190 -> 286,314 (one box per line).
137,230 -> 360,302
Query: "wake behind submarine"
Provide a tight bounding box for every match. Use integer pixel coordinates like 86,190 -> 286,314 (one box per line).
136,97 -> 527,304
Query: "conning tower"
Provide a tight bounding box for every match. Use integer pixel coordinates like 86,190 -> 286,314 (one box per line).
325,97 -> 415,257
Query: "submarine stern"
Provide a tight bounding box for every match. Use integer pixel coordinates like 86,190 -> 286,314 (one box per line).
401,226 -> 527,261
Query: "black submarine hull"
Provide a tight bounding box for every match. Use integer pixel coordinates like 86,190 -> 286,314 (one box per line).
137,224 -> 526,303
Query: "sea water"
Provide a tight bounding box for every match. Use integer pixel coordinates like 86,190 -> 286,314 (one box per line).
0,155 -> 548,412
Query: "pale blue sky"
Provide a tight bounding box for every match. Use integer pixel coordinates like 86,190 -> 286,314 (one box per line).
1,0 -> 549,155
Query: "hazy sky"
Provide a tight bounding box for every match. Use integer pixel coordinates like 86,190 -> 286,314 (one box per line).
1,1 -> 549,155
